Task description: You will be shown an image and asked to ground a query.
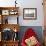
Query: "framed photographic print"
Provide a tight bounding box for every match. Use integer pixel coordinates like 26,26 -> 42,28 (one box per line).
23,8 -> 37,20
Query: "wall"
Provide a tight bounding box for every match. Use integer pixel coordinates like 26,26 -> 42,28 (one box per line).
18,0 -> 44,26
0,0 -> 44,26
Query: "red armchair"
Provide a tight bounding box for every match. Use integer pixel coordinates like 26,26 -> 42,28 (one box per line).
21,28 -> 41,46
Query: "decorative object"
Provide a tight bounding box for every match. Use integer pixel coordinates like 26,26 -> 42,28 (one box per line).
15,0 -> 17,7
23,8 -> 37,20
13,32 -> 18,41
2,10 -> 9,15
5,18 -> 8,24
9,10 -> 18,15
21,28 -> 41,46
2,16 -> 8,24
25,36 -> 38,46
1,28 -> 18,41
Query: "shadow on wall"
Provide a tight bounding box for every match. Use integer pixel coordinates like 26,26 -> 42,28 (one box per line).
18,26 -> 43,44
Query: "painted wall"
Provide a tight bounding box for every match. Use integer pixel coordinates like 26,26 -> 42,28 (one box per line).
18,0 -> 44,26
0,0 -> 44,26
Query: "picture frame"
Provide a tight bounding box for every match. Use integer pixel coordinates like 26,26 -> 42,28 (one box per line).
23,8 -> 37,20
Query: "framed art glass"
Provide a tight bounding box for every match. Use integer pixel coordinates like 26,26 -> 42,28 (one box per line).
23,8 -> 37,20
